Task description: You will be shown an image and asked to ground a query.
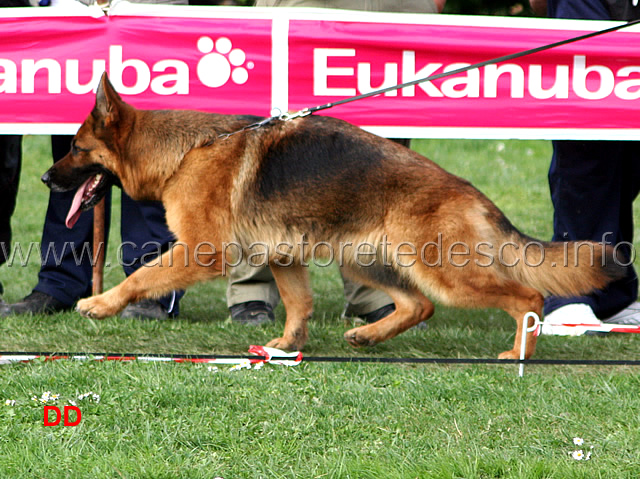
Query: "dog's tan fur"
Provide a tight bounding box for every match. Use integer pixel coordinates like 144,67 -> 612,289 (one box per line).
43,73 -> 625,359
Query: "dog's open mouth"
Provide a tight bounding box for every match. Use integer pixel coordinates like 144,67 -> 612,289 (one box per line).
66,173 -> 107,229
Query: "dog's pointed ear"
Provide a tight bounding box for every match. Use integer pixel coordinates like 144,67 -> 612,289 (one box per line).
94,72 -> 124,126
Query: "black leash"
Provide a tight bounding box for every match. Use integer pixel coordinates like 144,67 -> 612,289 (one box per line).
3,351 -> 640,367
303,357 -> 640,366
215,16 -> 640,140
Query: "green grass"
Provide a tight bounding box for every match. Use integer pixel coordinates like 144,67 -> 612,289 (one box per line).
1,135 -> 640,478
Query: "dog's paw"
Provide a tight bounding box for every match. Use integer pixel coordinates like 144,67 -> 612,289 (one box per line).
76,294 -> 122,319
266,336 -> 304,352
344,326 -> 378,348
497,349 -> 520,360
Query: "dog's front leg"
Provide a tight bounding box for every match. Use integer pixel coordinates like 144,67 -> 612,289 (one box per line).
266,263 -> 313,351
77,282 -> 142,318
76,243 -> 222,318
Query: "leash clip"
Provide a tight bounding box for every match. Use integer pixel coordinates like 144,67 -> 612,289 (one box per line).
279,108 -> 311,122
212,108 -> 310,144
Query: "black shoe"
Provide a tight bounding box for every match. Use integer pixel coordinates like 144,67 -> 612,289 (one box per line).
0,290 -> 70,316
360,304 -> 396,323
229,301 -> 275,325
359,303 -> 428,329
120,299 -> 169,320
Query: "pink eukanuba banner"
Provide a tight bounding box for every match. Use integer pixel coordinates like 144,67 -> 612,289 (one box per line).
0,3 -> 639,140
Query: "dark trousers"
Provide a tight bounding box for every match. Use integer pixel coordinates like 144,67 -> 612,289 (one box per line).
0,135 -> 21,295
34,135 -> 183,314
543,140 -> 640,318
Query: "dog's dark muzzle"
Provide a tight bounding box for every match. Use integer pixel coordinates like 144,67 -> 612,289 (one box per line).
41,168 -> 70,193
41,170 -> 55,189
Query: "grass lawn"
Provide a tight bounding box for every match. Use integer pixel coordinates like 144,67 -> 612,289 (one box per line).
1,135 -> 639,478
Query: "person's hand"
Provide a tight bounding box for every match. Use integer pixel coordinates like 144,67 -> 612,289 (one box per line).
529,0 -> 547,16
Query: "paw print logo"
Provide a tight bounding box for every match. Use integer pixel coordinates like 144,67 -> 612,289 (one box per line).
196,36 -> 254,88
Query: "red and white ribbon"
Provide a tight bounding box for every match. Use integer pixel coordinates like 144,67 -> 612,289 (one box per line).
0,346 -> 303,367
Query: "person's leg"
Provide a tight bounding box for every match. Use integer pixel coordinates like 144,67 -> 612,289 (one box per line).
119,193 -> 183,319
2,135 -> 111,315
549,0 -> 611,21
542,140 -> 639,333
342,277 -> 395,323
602,141 -> 640,323
0,135 -> 22,299
226,261 -> 280,324
540,0 -> 640,334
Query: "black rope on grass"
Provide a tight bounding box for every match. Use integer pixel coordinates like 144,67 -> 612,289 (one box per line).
1,352 -> 640,366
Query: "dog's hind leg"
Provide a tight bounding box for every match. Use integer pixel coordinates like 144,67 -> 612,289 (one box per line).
266,262 -> 314,351
344,286 -> 434,347
491,285 -> 543,360
415,262 -> 543,359
447,283 -> 542,360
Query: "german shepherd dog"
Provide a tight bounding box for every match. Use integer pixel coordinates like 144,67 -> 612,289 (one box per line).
42,73 -> 624,359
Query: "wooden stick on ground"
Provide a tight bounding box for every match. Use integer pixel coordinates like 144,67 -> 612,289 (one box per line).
92,198 -> 106,296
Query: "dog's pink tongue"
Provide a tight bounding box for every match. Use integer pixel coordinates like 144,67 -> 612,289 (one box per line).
65,177 -> 93,229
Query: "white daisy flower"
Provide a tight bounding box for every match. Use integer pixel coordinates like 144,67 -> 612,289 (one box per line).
572,450 -> 584,461
4,399 -> 16,406
573,437 -> 584,446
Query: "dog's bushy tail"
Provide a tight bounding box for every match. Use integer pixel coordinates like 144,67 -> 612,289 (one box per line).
499,231 -> 627,297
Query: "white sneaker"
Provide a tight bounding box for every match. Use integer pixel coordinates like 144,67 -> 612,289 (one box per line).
603,302 -> 640,325
541,303 -> 602,336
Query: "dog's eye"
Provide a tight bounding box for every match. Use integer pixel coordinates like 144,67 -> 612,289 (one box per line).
71,140 -> 89,155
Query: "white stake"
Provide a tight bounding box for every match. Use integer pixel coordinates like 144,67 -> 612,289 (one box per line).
519,312 -> 541,377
